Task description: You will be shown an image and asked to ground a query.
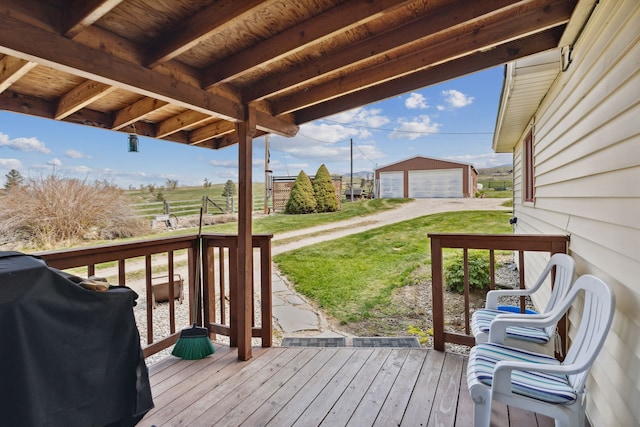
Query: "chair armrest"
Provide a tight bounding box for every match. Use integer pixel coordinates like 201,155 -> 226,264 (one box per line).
486,288 -> 536,309
488,313 -> 556,345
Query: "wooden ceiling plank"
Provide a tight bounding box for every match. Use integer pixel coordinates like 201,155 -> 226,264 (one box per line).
54,80 -> 116,120
203,0 -> 413,87
145,0 -> 265,68
272,0 -> 574,114
0,12 -> 245,122
0,56 -> 37,93
112,97 -> 169,130
295,27 -> 564,124
64,0 -> 125,38
156,110 -> 213,138
244,0 -> 518,101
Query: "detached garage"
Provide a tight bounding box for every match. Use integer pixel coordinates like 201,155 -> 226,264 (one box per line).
375,156 -> 478,198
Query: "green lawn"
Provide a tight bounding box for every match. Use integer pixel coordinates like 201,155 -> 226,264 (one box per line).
273,210 -> 513,325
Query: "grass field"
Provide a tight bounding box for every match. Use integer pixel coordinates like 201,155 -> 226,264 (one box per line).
273,210 -> 513,325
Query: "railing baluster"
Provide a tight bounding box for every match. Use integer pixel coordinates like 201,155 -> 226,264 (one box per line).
463,249 -> 470,335
145,255 -> 153,344
519,250 -> 526,313
489,249 -> 495,290
219,246 -> 226,325
118,259 -> 125,286
167,251 -> 175,334
428,233 -> 569,352
260,239 -> 272,347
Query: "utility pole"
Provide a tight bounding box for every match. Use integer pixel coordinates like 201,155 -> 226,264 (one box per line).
350,138 -> 354,202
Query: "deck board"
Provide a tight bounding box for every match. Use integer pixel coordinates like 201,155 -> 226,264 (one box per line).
138,345 -> 554,427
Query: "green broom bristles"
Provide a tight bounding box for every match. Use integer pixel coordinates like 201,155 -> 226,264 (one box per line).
172,324 -> 215,360
172,207 -> 214,360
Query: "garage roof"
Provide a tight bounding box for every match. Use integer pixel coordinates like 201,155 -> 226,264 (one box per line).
375,155 -> 476,171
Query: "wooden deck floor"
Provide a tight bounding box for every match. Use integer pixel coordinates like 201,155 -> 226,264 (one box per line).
139,343 -> 554,427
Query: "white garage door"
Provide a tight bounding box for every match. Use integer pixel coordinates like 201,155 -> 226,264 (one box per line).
378,171 -> 404,198
408,169 -> 462,198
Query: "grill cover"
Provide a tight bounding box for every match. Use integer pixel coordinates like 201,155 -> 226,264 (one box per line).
0,252 -> 153,426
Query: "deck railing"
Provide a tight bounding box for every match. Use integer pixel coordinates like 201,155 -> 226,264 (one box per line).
37,233 -> 272,358
428,233 -> 569,353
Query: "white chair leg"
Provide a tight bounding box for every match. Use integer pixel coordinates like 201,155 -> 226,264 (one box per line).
470,387 -> 492,427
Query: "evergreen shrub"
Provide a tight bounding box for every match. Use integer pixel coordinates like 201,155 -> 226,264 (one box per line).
285,170 -> 317,214
312,164 -> 338,213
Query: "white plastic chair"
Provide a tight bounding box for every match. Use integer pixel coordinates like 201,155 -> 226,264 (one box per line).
467,274 -> 615,427
471,253 -> 575,355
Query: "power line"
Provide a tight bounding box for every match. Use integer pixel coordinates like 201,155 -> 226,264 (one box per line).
297,132 -> 375,167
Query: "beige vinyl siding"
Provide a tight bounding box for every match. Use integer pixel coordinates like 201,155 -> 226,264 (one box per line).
511,1 -> 640,426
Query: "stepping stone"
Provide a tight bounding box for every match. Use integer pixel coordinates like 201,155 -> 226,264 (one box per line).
281,337 -> 346,347
352,337 -> 420,348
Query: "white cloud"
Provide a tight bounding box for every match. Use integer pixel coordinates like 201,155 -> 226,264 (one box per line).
444,152 -> 512,169
68,165 -> 92,174
48,158 -> 62,167
208,159 -> 238,168
389,115 -> 440,140
65,149 -> 91,159
0,132 -> 50,153
0,158 -> 22,170
440,89 -> 474,108
405,93 -> 428,109
299,122 -> 360,143
329,107 -> 391,129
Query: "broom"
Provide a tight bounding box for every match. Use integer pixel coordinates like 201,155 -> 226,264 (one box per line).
172,207 -> 215,360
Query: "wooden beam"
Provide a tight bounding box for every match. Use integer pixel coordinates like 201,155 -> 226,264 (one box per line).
156,110 -> 213,138
145,0 -> 264,68
0,12 -> 245,122
64,0 -> 125,38
254,110 -> 298,137
112,97 -> 169,130
273,0 -> 574,114
203,0 -> 412,87
55,80 -> 116,120
188,121 -> 235,145
295,27 -> 565,124
0,90 -> 55,118
243,0 -> 519,101
0,56 -> 37,93
0,91 -> 193,145
235,106 -> 256,361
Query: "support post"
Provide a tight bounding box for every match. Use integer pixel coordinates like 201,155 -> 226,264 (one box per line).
235,106 -> 256,361
430,236 -> 445,351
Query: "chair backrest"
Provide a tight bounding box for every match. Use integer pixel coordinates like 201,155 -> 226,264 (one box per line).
556,275 -> 615,391
538,253 -> 575,314
532,253 -> 575,336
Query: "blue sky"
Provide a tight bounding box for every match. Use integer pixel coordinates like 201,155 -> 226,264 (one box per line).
0,66 -> 511,188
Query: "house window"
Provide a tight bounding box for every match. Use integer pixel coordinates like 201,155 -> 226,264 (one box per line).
523,128 -> 534,202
